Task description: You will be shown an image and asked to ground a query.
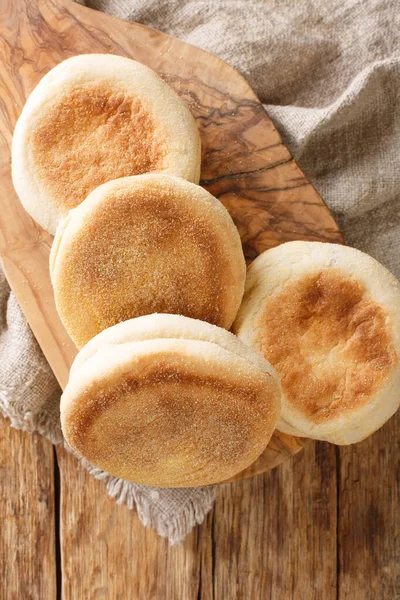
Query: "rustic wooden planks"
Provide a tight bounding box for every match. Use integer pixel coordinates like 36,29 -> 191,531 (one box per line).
212,442 -> 338,599
0,417 -> 56,599
56,445 -> 206,599
55,440 -> 339,599
338,412 -> 400,600
2,425 -> 398,597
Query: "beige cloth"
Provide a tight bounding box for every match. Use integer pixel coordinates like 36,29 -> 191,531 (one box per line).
1,0 -> 399,543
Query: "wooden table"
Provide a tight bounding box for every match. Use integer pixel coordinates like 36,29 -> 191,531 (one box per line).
1,410 -> 398,598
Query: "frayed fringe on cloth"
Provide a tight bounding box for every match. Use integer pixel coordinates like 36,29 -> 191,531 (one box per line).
77,453 -> 218,545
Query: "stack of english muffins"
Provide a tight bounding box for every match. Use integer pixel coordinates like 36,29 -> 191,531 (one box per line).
12,54 -> 400,488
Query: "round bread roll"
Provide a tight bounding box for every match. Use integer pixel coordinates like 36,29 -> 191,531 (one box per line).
61,314 -> 281,487
12,54 -> 201,234
50,174 -> 246,348
233,241 -> 400,445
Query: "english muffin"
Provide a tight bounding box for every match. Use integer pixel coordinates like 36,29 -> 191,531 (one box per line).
233,241 -> 400,445
61,314 -> 281,487
12,54 -> 201,234
50,174 -> 246,347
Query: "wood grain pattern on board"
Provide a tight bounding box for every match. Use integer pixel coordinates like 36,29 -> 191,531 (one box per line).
0,417 -> 56,599
0,0 -> 343,481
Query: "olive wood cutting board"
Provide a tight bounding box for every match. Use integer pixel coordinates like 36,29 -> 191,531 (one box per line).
0,0 -> 343,482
